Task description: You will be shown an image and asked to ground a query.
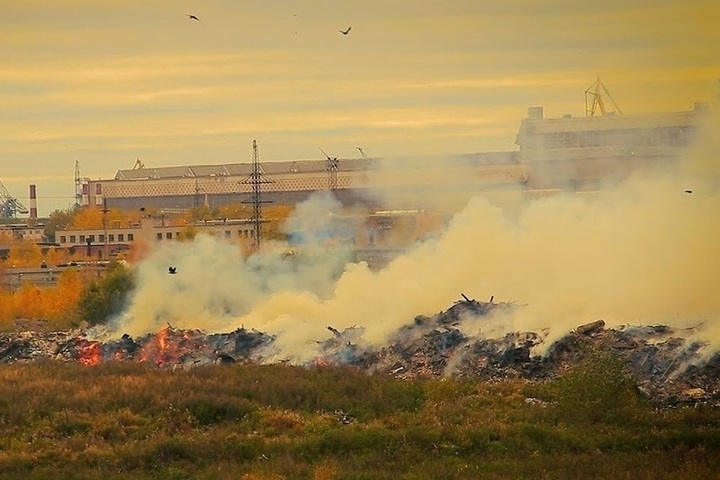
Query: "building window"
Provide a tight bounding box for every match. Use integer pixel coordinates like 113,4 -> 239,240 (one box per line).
60,235 -> 66,243
99,235 -> 105,242
128,234 -> 134,241
79,235 -> 85,242
166,232 -> 172,239
88,235 -> 95,243
118,234 -> 124,242
109,234 -> 115,242
70,235 -> 76,243
157,233 -> 163,240
225,230 -> 231,238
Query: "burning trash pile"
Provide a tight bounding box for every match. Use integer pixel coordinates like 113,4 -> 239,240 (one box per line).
0,294 -> 718,407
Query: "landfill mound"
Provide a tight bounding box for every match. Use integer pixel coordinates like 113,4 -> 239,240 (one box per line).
1,295 -> 717,407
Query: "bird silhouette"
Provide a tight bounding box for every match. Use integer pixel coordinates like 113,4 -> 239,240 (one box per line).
186,14 -> 201,21
168,267 -> 177,274
339,26 -> 351,35
684,190 -> 693,194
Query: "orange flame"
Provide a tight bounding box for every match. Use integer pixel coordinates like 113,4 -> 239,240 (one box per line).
78,341 -> 102,365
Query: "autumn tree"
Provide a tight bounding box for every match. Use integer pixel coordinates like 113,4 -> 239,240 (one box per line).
44,209 -> 75,241
177,225 -> 197,241
4,239 -> 43,268
14,283 -> 44,320
217,204 -> 253,219
125,238 -> 149,264
78,261 -> 134,325
0,289 -> 17,329
43,268 -> 84,328
71,207 -> 104,229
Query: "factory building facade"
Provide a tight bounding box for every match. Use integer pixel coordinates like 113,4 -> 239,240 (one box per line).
516,104 -> 705,189
81,153 -> 526,214
79,103 -> 706,215
54,218 -> 257,257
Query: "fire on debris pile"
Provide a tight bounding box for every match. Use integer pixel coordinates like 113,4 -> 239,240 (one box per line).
1,294 -> 717,408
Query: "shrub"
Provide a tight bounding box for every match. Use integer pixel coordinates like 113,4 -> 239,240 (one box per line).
545,350 -> 646,425
181,398 -> 255,426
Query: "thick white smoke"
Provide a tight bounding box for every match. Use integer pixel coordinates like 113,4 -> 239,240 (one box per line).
113,110 -> 720,363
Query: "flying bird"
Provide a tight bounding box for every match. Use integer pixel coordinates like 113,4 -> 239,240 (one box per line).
339,26 -> 351,35
684,189 -> 693,194
168,267 -> 177,275
186,14 -> 201,21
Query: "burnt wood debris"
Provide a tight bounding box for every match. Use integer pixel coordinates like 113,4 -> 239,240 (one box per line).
2,294 -> 717,408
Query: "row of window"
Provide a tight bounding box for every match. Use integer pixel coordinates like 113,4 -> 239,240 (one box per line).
542,126 -> 691,150
59,233 -> 135,244
59,229 -> 257,244
156,230 -> 256,240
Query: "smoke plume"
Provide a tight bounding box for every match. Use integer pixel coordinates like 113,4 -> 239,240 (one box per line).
113,109 -> 720,363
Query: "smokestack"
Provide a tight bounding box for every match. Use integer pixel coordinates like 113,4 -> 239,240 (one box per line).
29,184 -> 37,219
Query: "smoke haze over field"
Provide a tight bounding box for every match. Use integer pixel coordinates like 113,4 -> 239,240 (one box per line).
113,110 -> 720,363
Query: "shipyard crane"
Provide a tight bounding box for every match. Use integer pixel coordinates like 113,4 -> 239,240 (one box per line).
0,179 -> 29,218
585,77 -> 623,117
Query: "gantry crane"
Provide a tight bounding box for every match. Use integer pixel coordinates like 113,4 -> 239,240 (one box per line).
0,179 -> 29,218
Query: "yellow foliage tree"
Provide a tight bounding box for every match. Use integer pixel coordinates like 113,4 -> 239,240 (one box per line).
42,268 -> 84,327
126,238 -> 150,264
45,247 -> 70,267
4,239 -> 43,268
0,290 -> 17,329
71,207 -> 104,229
218,204 -> 253,219
14,283 -> 44,320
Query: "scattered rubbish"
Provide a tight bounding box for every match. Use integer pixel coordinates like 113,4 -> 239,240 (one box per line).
1,295 -> 718,407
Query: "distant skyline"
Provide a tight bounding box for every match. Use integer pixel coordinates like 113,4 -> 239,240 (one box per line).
1,0 -> 719,215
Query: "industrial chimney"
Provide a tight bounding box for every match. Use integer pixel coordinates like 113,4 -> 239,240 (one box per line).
29,184 -> 38,219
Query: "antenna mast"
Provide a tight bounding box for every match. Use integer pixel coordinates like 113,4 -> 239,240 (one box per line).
241,140 -> 273,250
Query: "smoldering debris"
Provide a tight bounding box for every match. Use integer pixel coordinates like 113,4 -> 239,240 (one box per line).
1,296 -> 718,407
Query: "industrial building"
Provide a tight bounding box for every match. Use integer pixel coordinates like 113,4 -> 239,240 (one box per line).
516,103 -> 705,189
54,217 -> 257,257
80,152 -> 525,213
79,103 -> 706,214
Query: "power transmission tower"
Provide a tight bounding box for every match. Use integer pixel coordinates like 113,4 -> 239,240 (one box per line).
101,198 -> 109,259
241,140 -> 273,250
193,179 -> 203,209
319,147 -> 339,190
74,160 -> 82,208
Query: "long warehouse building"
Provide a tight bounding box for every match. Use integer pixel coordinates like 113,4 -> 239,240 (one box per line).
80,103 -> 708,212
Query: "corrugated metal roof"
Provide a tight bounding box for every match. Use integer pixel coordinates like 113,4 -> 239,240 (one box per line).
114,158 -> 375,179
110,153 -> 523,181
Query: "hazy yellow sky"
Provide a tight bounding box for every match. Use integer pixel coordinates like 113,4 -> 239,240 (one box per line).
1,0 -> 719,214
